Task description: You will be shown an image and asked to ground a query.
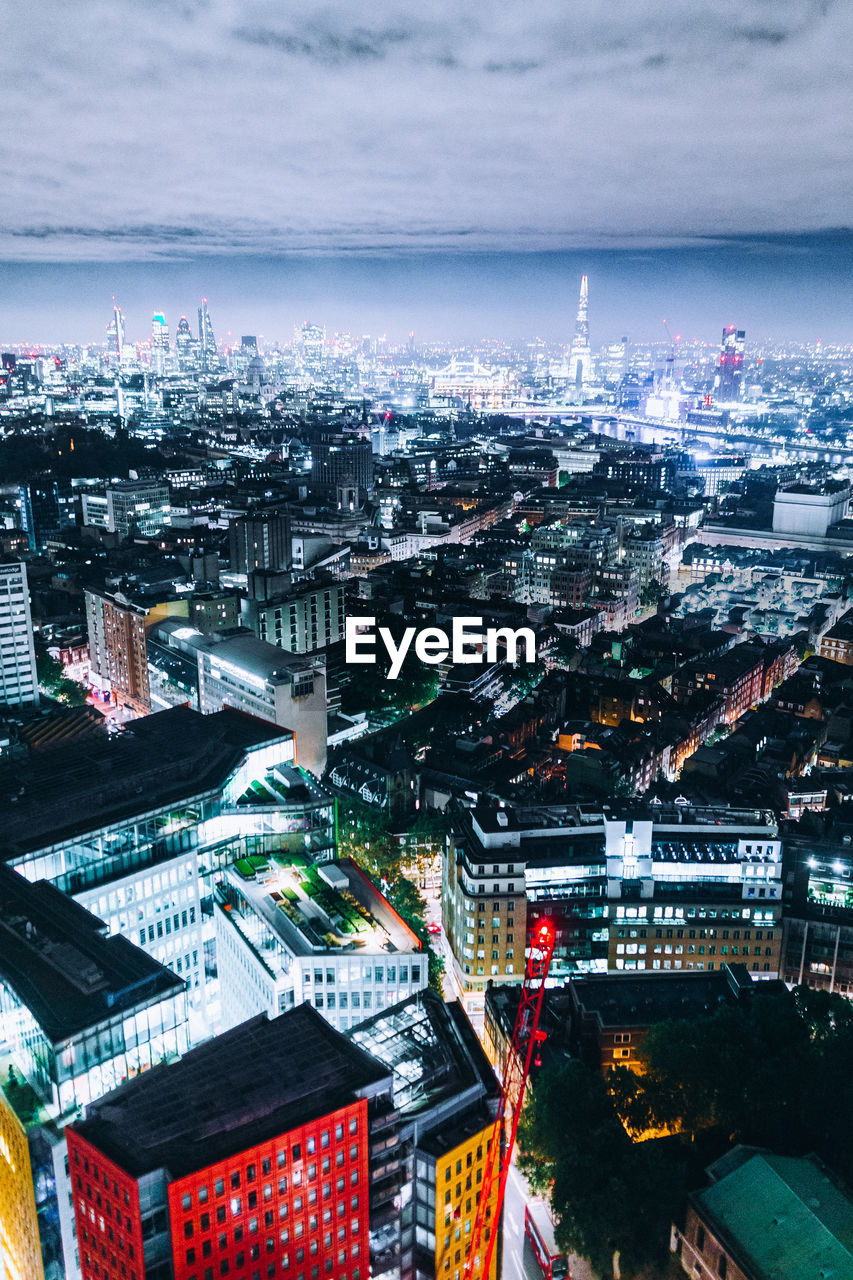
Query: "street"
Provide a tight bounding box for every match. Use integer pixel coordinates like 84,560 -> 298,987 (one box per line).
503,1163 -> 597,1280
420,885 -> 596,1280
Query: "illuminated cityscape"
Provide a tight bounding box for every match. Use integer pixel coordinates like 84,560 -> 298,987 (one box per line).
4,3 -> 853,1280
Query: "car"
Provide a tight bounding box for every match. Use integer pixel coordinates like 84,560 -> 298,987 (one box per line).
426,923 -> 441,935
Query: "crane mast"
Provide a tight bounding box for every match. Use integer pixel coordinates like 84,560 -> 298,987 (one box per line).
463,921 -> 556,1280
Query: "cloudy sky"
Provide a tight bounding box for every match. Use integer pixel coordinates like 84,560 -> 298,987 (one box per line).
2,0 -> 852,341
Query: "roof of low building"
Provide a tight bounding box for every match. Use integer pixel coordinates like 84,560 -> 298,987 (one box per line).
694,1148 -> 853,1280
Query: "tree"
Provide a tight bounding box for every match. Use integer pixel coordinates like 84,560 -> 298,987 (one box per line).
35,647 -> 88,705
639,578 -> 665,609
518,1063 -> 684,1279
336,796 -> 401,881
336,796 -> 445,994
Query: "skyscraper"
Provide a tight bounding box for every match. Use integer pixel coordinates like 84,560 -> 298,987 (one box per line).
717,325 -> 746,400
175,313 -> 196,370
0,559 -> 39,708
19,476 -> 75,551
567,274 -> 593,389
198,297 -> 218,370
106,304 -> 125,363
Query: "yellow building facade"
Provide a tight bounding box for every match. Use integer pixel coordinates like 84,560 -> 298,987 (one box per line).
0,1090 -> 44,1280
422,1112 -> 499,1280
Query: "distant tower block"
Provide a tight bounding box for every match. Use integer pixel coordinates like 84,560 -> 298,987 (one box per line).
717,325 -> 745,400
568,274 -> 593,387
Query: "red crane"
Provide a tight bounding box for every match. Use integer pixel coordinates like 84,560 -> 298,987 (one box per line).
463,921 -> 556,1280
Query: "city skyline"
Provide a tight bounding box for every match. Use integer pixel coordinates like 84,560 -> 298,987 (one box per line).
5,237 -> 853,348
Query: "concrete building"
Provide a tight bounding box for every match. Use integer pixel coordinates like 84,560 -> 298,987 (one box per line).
228,510 -> 292,574
311,431 -> 374,496
246,575 -> 347,654
216,853 -> 427,1034
84,589 -> 151,714
773,482 -> 851,537
0,560 -> 39,708
443,804 -> 782,1000
196,630 -> 328,775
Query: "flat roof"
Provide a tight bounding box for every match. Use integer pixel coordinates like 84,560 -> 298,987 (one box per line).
0,706 -> 291,858
695,1150 -> 853,1280
223,856 -> 423,958
72,1006 -> 391,1179
0,866 -> 183,1043
196,630 -> 317,681
569,967 -> 752,1029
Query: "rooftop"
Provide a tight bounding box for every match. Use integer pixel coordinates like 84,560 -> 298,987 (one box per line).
0,866 -> 183,1043
569,965 -> 753,1029
0,706 -> 291,857
347,990 -> 498,1118
155,622 -> 318,683
695,1148 -> 853,1280
221,856 -> 422,958
71,1006 -> 391,1178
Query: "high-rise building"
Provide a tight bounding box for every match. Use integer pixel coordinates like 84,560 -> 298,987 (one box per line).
247,575 -> 346,655
602,336 -> 629,385
175,314 -> 197,370
106,305 -> 125,363
717,325 -> 745,400
105,479 -> 171,538
0,866 -> 188,1119
0,1086 -> 46,1280
1,706 -> 296,1035
66,1006 -> 387,1280
0,559 -> 39,708
85,588 -> 151,714
228,511 -> 292,574
311,432 -> 374,497
567,274 -> 593,389
151,312 -> 170,375
296,321 -> 326,366
18,477 -> 75,552
198,297 -> 218,370
194,630 -> 328,775
151,312 -> 170,352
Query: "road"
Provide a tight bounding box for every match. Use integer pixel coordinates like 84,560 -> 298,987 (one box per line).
420,885 -> 597,1280
502,1164 -> 597,1280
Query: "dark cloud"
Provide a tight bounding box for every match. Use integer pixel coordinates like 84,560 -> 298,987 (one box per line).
0,0 -> 849,261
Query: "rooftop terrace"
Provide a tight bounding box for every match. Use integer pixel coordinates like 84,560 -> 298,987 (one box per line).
221,856 -> 422,958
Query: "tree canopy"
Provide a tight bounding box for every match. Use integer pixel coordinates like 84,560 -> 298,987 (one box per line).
518,983 -> 853,1279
